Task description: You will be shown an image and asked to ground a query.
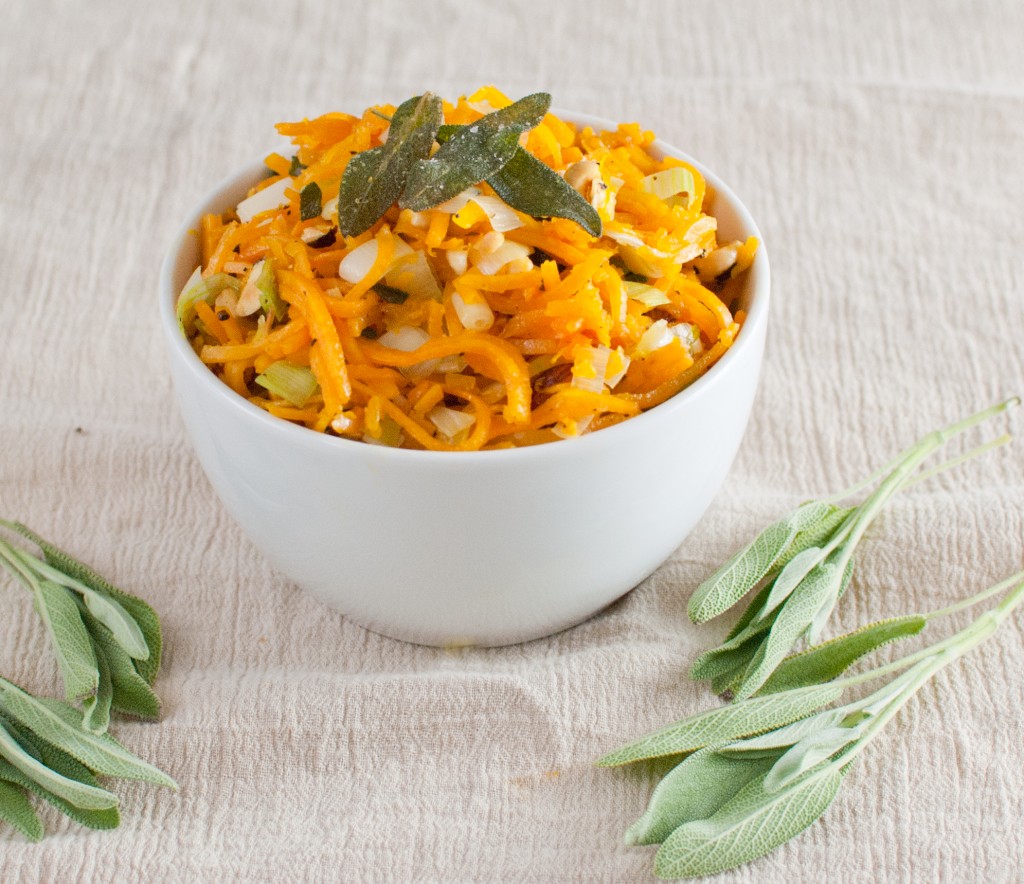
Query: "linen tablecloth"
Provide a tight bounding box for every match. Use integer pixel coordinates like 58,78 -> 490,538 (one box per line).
2,1 -> 1023,880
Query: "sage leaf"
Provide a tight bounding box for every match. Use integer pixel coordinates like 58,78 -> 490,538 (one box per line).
732,561 -> 846,701
689,587 -> 779,683
688,502 -> 836,624
338,92 -> 444,236
806,558 -> 855,645
10,523 -> 162,685
299,181 -> 322,221
22,551 -> 149,662
762,727 -> 863,792
722,706 -> 852,753
758,616 -> 927,696
81,634 -> 113,735
689,630 -> 765,685
654,765 -> 846,879
80,590 -> 149,662
402,128 -> 520,211
81,609 -> 161,720
723,582 -> 775,642
757,546 -> 831,623
33,580 -> 99,702
772,505 -> 854,572
401,92 -> 551,211
710,664 -> 748,697
487,147 -> 601,237
0,679 -> 176,788
0,719 -> 118,810
0,732 -> 121,830
597,684 -> 843,766
0,779 -> 43,841
625,748 -> 779,846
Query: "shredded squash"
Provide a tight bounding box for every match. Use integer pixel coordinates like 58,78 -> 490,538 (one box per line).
181,87 -> 757,450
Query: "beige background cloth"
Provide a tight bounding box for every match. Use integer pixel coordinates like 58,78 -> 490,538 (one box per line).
2,1 -> 1023,880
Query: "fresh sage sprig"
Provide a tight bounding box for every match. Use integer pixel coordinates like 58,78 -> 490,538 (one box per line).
0,521 -> 174,840
0,520 -> 163,732
687,398 -> 1017,701
337,91 -> 601,238
598,571 -> 1024,878
0,676 -> 177,840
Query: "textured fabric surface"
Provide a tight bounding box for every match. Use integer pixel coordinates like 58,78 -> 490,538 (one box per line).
2,1 -> 1023,881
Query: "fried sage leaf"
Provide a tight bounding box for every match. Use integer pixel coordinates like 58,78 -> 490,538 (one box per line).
401,92 -> 551,211
338,92 -> 444,237
299,181 -> 322,221
488,147 -> 602,237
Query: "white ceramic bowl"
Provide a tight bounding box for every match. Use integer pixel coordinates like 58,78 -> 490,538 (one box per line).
159,112 -> 770,647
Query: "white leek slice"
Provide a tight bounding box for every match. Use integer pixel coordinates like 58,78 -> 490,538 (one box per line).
378,326 -> 443,378
670,322 -> 704,356
432,186 -> 522,232
624,281 -> 671,311
633,319 -> 674,358
427,405 -> 476,442
472,241 -> 532,276
603,226 -> 647,249
236,177 -> 292,223
571,345 -> 630,393
255,361 -> 319,407
615,243 -> 666,278
378,326 -> 429,352
434,187 -> 482,214
468,195 -> 522,232
385,250 -> 441,300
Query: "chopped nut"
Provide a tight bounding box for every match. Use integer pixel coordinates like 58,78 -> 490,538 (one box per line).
565,159 -> 601,195
694,243 -> 739,282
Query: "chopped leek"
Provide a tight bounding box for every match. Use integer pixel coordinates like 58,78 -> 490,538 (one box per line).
255,361 -> 319,407
176,269 -> 242,336
640,166 -> 696,208
385,249 -> 442,300
363,415 -> 404,447
428,405 -> 476,442
472,240 -> 532,276
634,319 -> 674,358
623,281 -> 671,311
256,259 -> 287,322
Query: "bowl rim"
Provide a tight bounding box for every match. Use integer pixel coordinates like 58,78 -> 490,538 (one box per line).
159,110 -> 770,464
